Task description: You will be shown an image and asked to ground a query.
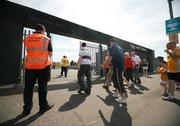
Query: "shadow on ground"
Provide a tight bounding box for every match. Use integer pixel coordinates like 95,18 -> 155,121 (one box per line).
0,77 -> 105,97
163,98 -> 180,106
59,94 -> 87,112
0,112 -> 42,126
97,90 -> 132,126
127,83 -> 149,95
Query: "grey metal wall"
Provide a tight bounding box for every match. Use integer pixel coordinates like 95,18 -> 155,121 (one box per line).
0,20 -> 23,84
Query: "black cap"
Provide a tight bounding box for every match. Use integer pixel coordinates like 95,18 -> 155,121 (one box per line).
81,42 -> 86,47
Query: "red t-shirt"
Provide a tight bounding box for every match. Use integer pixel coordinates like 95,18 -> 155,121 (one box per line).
125,57 -> 134,69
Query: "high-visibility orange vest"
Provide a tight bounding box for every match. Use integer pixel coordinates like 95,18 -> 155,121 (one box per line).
24,33 -> 52,69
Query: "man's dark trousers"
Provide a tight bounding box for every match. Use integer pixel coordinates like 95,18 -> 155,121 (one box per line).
78,65 -> 91,94
23,66 -> 50,112
112,66 -> 126,94
61,66 -> 68,77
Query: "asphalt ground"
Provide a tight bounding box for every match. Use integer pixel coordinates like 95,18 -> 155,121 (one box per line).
0,69 -> 180,126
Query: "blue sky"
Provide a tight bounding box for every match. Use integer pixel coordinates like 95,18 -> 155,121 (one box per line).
11,0 -> 180,62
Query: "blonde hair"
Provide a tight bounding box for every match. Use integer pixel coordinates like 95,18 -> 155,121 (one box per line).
124,52 -> 130,56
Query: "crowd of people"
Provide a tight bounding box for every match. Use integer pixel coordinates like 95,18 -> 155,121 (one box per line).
21,24 -> 180,116
100,41 -> 144,104
100,40 -> 180,104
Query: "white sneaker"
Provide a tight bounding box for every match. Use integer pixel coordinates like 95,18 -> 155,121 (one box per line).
115,97 -> 127,103
112,93 -> 120,98
115,97 -> 122,102
119,98 -> 127,104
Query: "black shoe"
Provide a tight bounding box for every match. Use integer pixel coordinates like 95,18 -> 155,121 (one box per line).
161,92 -> 168,97
39,103 -> 54,114
137,79 -> 141,84
85,89 -> 91,95
176,87 -> 180,90
77,90 -> 83,94
85,92 -> 91,96
162,96 -> 175,101
22,110 -> 31,116
102,85 -> 109,90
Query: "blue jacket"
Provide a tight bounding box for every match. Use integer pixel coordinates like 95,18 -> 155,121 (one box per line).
109,44 -> 124,70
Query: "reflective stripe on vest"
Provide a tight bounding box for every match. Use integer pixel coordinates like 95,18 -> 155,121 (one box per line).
26,57 -> 47,62
26,37 -> 47,51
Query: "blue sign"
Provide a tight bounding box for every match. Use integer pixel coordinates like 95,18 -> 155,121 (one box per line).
166,17 -> 180,34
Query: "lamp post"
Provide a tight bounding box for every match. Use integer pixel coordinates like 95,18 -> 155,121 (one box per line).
167,0 -> 174,19
166,0 -> 179,44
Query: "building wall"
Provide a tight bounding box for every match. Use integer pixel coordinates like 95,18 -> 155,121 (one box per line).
0,20 -> 23,84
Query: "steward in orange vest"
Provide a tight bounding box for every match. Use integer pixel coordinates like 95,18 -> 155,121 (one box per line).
24,31 -> 52,69
22,24 -> 53,116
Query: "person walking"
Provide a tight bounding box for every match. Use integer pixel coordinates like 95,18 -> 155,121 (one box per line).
100,50 -> 113,89
77,42 -> 92,95
163,41 -> 180,101
142,58 -> 148,77
106,38 -> 127,103
60,55 -> 69,77
156,61 -> 168,97
22,24 -> 54,115
124,52 -> 134,87
131,52 -> 142,84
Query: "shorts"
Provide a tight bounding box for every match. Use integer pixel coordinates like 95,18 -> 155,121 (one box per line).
160,80 -> 168,85
143,67 -> 148,70
168,72 -> 180,82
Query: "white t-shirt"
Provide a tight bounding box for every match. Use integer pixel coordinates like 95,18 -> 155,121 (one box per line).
132,55 -> 141,65
79,47 -> 91,65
